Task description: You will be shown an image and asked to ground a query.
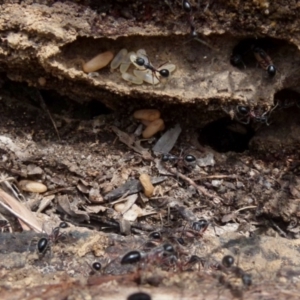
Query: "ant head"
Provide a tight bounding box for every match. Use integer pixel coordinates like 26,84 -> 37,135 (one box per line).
163,243 -> 175,255
188,255 -> 202,265
92,262 -> 101,271
121,250 -> 142,264
267,65 -> 276,77
149,231 -> 161,239
237,106 -> 250,115
159,69 -> 169,78
59,222 -> 68,228
135,57 -> 145,66
222,255 -> 235,268
192,219 -> 208,231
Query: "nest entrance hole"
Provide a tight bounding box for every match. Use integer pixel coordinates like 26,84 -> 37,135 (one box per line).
198,117 -> 255,153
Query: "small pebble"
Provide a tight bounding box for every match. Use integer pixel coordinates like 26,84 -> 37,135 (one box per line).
82,51 -> 114,73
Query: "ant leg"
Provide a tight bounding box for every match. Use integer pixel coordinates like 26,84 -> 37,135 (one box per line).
261,102 -> 278,125
193,37 -> 217,51
164,0 -> 176,15
27,237 -> 38,254
235,115 -> 250,124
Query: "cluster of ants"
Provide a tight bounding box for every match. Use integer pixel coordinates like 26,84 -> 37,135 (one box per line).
88,218 -> 209,274
31,217 -> 252,299
223,104 -> 278,126
230,38 -> 277,77
87,219 -> 252,299
180,2 -> 280,127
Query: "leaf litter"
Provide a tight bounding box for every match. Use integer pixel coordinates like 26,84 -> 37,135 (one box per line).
1,88 -> 300,299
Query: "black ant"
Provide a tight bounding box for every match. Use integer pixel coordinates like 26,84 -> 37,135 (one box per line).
161,153 -> 196,167
219,255 -> 252,287
134,57 -> 170,79
149,231 -> 162,240
177,219 -> 209,239
230,38 -> 257,68
234,104 -> 277,126
184,255 -> 206,271
120,244 -> 178,270
133,56 -> 170,85
92,262 -> 102,271
181,0 -> 215,49
33,225 -> 67,257
86,261 -> 102,275
253,47 -> 276,77
59,221 -> 69,228
192,219 -> 209,232
121,250 -> 144,265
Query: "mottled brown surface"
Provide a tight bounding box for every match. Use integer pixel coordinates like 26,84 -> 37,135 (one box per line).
1,1 -> 300,299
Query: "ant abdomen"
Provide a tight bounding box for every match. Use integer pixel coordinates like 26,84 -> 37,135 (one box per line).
159,69 -> 169,78
222,255 -> 235,268
92,262 -> 101,271
267,65 -> 276,77
37,237 -> 48,254
121,250 -> 142,264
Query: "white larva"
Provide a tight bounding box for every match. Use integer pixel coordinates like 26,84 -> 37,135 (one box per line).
110,48 -> 128,70
120,51 -> 136,74
121,72 -> 143,84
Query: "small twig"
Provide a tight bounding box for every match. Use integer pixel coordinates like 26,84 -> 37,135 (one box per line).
36,91 -> 61,141
269,219 -> 287,238
164,0 -> 176,15
194,174 -> 237,181
164,166 -> 224,205
235,206 -> 257,213
0,177 -> 15,183
0,201 -> 43,233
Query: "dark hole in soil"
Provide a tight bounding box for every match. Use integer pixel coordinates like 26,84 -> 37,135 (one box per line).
273,88 -> 300,108
40,90 -> 112,119
230,37 -> 283,70
198,117 -> 254,153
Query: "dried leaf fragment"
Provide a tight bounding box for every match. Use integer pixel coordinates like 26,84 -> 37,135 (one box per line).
153,123 -> 181,154
0,188 -> 42,232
